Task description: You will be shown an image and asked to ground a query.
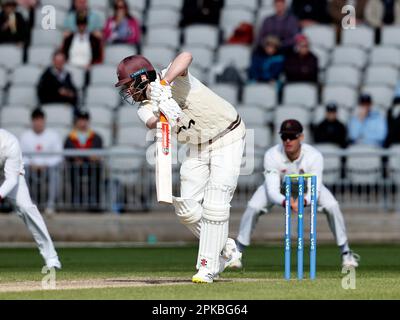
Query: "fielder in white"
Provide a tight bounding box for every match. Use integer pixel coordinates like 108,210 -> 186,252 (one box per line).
114,52 -> 245,283
0,129 -> 61,269
232,120 -> 359,269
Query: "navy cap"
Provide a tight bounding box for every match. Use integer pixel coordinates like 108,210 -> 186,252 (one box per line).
359,93 -> 372,104
326,102 -> 337,112
279,119 -> 303,135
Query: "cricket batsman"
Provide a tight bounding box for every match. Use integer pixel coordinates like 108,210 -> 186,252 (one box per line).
0,129 -> 61,269
231,119 -> 359,269
114,52 -> 245,283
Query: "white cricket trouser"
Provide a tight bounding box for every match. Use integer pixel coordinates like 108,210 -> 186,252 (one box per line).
6,175 -> 58,263
237,183 -> 348,247
180,138 -> 244,274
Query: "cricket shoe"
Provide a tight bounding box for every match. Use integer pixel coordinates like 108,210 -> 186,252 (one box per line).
192,268 -> 216,284
342,251 -> 360,268
46,258 -> 62,270
219,238 -> 243,272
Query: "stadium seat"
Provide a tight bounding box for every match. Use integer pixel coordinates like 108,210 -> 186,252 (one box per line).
314,144 -> 342,185
242,83 -> 277,110
331,46 -> 368,69
141,46 -> 176,71
1,125 -> 27,139
181,46 -> 214,70
365,66 -> 399,88
104,45 -> 138,66
88,0 -> 108,12
31,28 -> 63,46
126,0 -> 147,12
322,85 -> 357,109
310,45 -> 330,70
0,67 -> 7,89
256,7 -> 276,28
117,126 -> 149,148
220,8 -> 254,39
388,144 -> 400,183
216,45 -> 252,70
362,85 -> 394,109
90,65 -> 117,86
87,107 -> 113,128
325,65 -> 361,88
65,65 -> 86,89
28,46 -> 54,67
370,46 -> 400,68
274,105 -> 311,127
237,106 -> 268,127
118,105 -> 143,127
303,25 -> 336,50
41,0 -> 70,10
381,26 -> 400,47
150,0 -> 183,10
146,8 -> 181,27
183,25 -> 219,50
0,106 -> 30,127
253,126 -> 272,148
313,105 -> 350,126
282,83 -> 318,109
346,145 -> 382,185
225,0 -> 258,10
7,86 -> 38,107
11,65 -> 42,86
34,6 -> 67,29
86,86 -> 121,109
146,27 -> 180,49
48,126 -> 69,141
341,26 -> 374,50
187,65 -> 205,82
42,103 -> 73,127
212,84 -> 238,105
0,45 -> 23,71
262,0 -> 292,6
109,145 -> 144,185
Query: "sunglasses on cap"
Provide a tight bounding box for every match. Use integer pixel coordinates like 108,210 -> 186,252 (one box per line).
280,133 -> 300,141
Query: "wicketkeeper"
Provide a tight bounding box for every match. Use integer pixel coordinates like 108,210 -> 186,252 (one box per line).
232,120 -> 359,269
115,52 -> 245,283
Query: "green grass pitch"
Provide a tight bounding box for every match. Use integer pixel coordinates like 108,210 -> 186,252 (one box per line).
0,244 -> 399,299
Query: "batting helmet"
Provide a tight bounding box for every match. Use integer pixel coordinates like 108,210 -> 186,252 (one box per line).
115,55 -> 157,104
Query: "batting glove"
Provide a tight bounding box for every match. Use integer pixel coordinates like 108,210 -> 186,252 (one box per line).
158,97 -> 182,128
149,79 -> 172,103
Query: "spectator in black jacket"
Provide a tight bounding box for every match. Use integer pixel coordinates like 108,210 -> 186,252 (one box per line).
0,0 -> 29,45
284,34 -> 318,83
314,103 -> 347,148
180,0 -> 224,27
385,96 -> 400,147
291,0 -> 331,28
37,51 -> 78,109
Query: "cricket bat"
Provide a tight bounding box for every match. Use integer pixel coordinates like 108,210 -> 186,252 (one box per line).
155,112 -> 173,204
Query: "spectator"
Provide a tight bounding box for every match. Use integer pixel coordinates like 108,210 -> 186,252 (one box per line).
20,109 -> 63,215
103,0 -> 141,45
348,94 -> 387,147
313,103 -> 347,148
0,0 -> 29,46
385,96 -> 400,147
249,36 -> 284,83
329,0 -> 368,42
257,0 -> 300,51
291,0 -> 331,27
61,14 -> 104,69
16,0 -> 37,28
64,0 -> 103,38
64,110 -> 103,210
365,0 -> 400,28
284,34 -> 318,83
181,0 -> 224,27
37,51 -> 78,109
227,23 -> 254,45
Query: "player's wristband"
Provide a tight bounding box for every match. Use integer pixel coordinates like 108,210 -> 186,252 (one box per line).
160,79 -> 170,86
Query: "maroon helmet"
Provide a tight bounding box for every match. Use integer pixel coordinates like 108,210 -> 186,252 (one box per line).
115,55 -> 157,104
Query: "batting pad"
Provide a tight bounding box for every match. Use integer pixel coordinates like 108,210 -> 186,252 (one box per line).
172,197 -> 202,238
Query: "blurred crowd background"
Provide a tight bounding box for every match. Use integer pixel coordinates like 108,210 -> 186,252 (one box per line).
1,0 -> 400,214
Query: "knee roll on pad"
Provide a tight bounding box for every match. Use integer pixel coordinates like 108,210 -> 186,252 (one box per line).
202,183 -> 233,222
172,197 -> 202,225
